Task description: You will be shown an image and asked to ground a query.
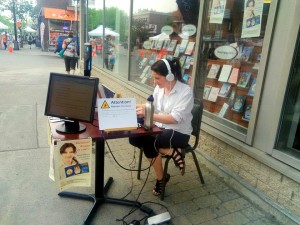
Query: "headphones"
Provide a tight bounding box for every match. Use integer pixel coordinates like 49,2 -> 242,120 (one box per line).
161,59 -> 174,82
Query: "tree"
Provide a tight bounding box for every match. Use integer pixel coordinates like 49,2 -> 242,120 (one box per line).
0,0 -> 36,24
131,20 -> 152,50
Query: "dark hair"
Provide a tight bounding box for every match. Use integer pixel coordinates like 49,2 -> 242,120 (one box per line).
151,59 -> 184,82
60,143 -> 79,164
246,0 -> 255,7
60,143 -> 76,154
68,31 -> 74,38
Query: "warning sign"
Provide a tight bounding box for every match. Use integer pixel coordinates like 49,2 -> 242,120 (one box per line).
101,100 -> 110,109
97,98 -> 137,131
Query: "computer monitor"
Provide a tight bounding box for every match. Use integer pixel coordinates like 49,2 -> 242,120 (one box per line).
45,72 -> 99,134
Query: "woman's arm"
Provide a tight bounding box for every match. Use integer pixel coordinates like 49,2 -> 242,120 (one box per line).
62,40 -> 67,49
136,104 -> 176,124
153,113 -> 177,124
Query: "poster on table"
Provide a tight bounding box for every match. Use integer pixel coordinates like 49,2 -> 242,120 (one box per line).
209,0 -> 227,24
241,0 -> 263,38
53,138 -> 92,191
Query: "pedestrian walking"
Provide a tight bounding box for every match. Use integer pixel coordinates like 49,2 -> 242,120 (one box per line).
62,31 -> 78,75
28,35 -> 33,49
2,32 -> 7,50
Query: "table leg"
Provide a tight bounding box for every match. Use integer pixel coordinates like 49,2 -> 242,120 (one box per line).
58,139 -> 153,225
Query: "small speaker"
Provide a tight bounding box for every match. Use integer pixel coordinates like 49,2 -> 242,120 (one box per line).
161,59 -> 174,81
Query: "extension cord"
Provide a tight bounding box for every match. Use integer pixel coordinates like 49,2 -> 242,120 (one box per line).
147,212 -> 171,225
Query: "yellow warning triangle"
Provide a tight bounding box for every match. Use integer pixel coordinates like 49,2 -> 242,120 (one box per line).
101,100 -> 110,109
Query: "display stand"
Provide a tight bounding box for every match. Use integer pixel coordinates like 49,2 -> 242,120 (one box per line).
48,116 -> 162,225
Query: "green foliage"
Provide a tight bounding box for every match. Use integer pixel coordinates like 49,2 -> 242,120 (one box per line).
88,6 -> 129,42
87,8 -> 103,31
131,20 -> 152,49
0,0 -> 35,23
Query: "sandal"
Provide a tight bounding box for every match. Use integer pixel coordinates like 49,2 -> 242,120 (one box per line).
171,148 -> 185,175
153,173 -> 170,196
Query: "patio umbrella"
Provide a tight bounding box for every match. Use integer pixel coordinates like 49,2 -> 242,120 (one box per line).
24,26 -> 36,33
88,25 -> 119,37
0,21 -> 8,30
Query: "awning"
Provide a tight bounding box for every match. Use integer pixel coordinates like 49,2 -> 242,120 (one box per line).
43,7 -> 80,21
24,26 -> 37,33
88,25 -> 119,37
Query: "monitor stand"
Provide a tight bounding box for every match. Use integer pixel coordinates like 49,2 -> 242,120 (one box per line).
56,120 -> 86,134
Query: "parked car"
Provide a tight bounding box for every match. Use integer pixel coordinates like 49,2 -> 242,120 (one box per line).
54,35 -> 80,53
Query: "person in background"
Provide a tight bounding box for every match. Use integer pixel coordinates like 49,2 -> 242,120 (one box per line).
129,59 -> 194,196
28,34 -> 33,49
62,31 -> 78,75
2,32 -> 7,50
103,35 -> 115,70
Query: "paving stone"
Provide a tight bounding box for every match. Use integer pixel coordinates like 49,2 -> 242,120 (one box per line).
240,206 -> 266,221
169,201 -> 199,216
171,215 -> 193,225
200,219 -> 222,225
209,205 -> 230,217
216,189 -> 240,202
193,194 -> 222,208
222,198 -> 251,213
217,212 -> 250,225
186,207 -> 218,224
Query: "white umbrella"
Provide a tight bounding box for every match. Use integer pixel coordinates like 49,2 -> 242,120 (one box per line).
24,26 -> 36,33
0,21 -> 8,30
88,25 -> 119,37
149,32 -> 170,40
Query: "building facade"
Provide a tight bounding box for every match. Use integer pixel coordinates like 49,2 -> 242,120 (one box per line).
78,0 -> 300,223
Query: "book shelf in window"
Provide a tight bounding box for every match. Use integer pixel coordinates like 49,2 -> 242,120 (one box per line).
203,40 -> 262,128
134,36 -> 196,87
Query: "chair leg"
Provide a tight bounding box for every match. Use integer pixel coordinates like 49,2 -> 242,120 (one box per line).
160,157 -> 171,201
191,151 -> 205,184
137,148 -> 143,180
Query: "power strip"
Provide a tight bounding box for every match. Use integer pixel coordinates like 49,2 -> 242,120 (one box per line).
147,212 -> 171,225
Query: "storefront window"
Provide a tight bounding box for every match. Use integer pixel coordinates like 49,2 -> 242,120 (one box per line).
199,0 -> 271,134
104,0 -> 130,77
129,0 -> 200,90
88,0 -> 130,78
88,0 -> 103,67
276,30 -> 300,154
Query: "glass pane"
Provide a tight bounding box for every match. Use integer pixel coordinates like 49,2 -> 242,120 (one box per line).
104,0 -> 130,77
199,0 -> 271,133
276,30 -> 300,153
129,0 -> 200,90
88,0 -> 104,68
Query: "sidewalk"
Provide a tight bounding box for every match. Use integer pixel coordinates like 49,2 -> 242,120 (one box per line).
0,46 -> 283,225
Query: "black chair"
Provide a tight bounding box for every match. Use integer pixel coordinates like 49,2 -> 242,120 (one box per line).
137,99 -> 205,200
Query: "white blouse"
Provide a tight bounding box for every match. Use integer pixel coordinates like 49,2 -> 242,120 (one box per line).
153,81 -> 193,135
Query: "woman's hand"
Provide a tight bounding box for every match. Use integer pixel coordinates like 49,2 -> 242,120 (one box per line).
136,106 -> 144,116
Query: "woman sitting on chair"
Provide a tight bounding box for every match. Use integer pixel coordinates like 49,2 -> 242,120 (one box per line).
129,58 -> 194,196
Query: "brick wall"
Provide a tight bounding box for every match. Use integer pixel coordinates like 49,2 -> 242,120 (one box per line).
200,130 -> 300,220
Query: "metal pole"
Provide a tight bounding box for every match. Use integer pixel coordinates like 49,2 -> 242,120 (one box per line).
13,0 -> 19,50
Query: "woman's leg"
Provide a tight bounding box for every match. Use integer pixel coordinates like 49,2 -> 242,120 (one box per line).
147,155 -> 163,180
158,130 -> 190,175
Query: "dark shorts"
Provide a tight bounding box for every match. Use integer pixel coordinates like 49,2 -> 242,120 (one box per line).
129,129 -> 190,158
64,56 -> 77,71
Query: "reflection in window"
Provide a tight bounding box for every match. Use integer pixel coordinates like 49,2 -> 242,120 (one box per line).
129,0 -> 199,90
88,0 -> 130,78
198,0 -> 271,134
